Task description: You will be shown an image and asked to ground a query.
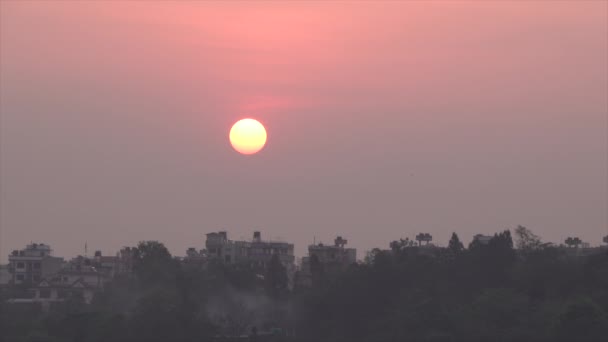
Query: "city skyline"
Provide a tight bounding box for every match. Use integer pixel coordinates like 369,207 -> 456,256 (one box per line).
3,226 -> 606,264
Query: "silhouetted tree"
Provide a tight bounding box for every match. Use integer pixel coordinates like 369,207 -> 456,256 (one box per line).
448,232 -> 464,254
310,254 -> 325,288
265,254 -> 288,299
4,230 -> 608,342
490,230 -> 514,250
132,241 -> 178,286
129,290 -> 182,342
556,297 -> 608,341
389,240 -> 401,253
468,230 -> 516,287
603,235 -> 608,244
515,225 -> 541,251
389,238 -> 412,252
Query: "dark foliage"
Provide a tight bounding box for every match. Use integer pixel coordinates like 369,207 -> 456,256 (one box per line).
2,234 -> 607,342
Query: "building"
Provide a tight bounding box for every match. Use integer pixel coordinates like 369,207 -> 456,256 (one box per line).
472,234 -> 493,246
29,255 -> 108,306
298,236 -> 357,287
63,255 -> 109,286
204,231 -> 296,287
205,231 -> 295,268
31,277 -> 97,307
7,243 -> 64,285
114,247 -> 135,275
8,275 -> 100,311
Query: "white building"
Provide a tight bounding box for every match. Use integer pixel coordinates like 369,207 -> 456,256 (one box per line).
8,243 -> 64,285
298,236 -> 357,287
205,231 -> 295,268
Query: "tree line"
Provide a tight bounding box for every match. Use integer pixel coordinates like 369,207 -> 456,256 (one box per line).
1,227 -> 607,342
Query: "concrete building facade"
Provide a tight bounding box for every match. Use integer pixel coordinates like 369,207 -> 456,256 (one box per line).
205,231 -> 295,268
7,243 -> 64,285
298,236 -> 357,287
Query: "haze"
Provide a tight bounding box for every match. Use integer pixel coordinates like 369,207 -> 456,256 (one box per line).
1,1 -> 606,262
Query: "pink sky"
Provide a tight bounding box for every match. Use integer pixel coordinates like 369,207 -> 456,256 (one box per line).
1,1 -> 606,261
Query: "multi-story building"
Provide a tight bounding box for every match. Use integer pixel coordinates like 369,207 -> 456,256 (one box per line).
7,243 -> 64,285
298,236 -> 357,287
13,254 -> 111,309
205,231 -> 295,268
91,250 -> 120,278
205,231 -> 296,289
114,247 -> 135,275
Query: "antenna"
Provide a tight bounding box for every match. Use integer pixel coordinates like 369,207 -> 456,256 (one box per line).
85,242 -> 88,258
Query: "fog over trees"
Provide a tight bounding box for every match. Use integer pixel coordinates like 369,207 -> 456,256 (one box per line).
1,228 -> 608,342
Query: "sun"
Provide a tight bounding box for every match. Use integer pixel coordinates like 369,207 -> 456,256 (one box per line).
229,118 -> 267,155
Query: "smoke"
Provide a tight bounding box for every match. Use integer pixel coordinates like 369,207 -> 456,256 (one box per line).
205,284 -> 291,336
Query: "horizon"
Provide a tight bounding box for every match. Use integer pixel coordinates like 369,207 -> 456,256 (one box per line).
3,226 -> 606,264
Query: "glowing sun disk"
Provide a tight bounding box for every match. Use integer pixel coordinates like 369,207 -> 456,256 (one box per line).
229,118 -> 267,155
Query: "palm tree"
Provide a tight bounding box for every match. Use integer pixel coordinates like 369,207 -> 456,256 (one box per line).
415,233 -> 424,246
389,240 -> 401,252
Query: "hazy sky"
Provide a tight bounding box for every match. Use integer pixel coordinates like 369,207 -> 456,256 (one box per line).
1,1 -> 606,262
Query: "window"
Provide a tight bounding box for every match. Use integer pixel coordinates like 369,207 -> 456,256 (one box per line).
16,262 -> 25,269
39,289 -> 51,298
33,262 -> 41,269
16,274 -> 25,281
33,275 -> 40,282
58,290 -> 68,299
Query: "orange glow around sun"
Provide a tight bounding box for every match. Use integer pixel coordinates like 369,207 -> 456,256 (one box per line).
229,118 -> 267,155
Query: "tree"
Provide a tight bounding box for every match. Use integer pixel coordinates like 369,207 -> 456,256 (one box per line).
603,235 -> 608,245
389,240 -> 401,253
514,225 -> 541,251
265,254 -> 288,299
129,290 -> 182,342
132,241 -> 177,285
389,238 -> 412,252
310,254 -> 325,288
490,230 -> 514,250
468,230 -> 516,287
448,232 -> 464,254
556,297 -> 608,341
